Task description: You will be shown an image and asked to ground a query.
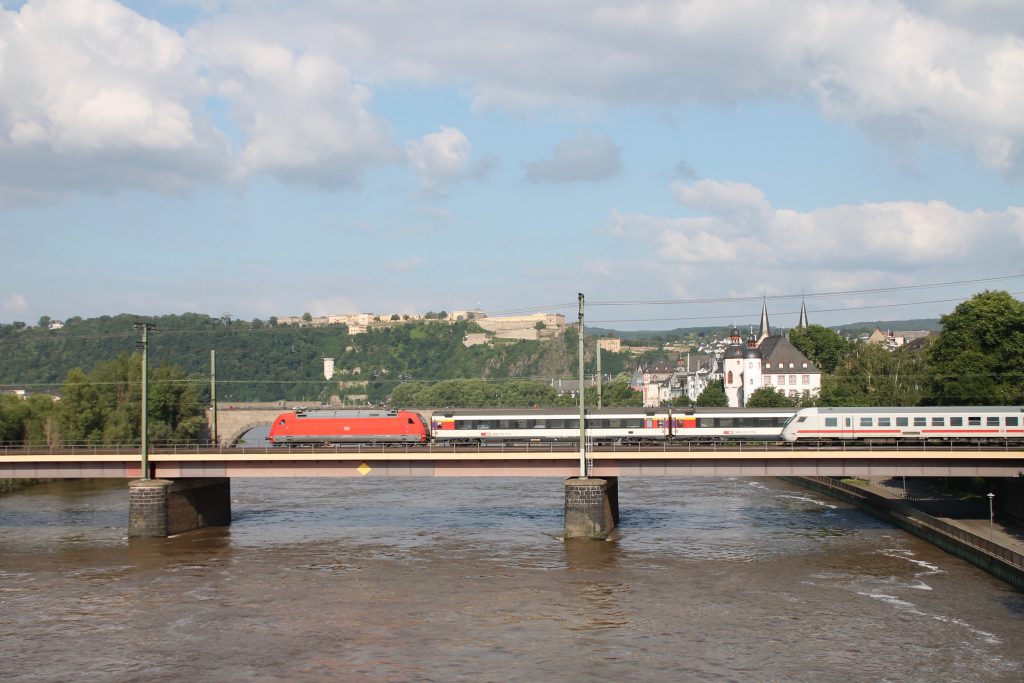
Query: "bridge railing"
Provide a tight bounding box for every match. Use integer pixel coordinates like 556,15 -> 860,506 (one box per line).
1,439 -> 1021,456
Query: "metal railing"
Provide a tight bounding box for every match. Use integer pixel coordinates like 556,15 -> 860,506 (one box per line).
2,439 -> 1023,457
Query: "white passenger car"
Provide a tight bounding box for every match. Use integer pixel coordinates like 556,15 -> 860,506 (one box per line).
781,407 -> 1024,442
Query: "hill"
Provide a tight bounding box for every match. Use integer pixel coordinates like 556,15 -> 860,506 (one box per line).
0,314 -> 634,404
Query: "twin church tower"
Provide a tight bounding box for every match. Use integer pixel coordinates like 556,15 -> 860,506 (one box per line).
723,298 -> 819,408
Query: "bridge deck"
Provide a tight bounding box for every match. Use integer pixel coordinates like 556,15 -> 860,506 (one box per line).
3,448 -> 1023,478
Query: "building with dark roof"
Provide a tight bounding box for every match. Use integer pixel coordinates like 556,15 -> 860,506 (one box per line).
724,302 -> 821,407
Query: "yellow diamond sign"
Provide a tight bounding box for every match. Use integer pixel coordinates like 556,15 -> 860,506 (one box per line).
357,462 -> 372,476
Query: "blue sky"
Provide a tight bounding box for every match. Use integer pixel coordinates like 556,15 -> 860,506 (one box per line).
1,0 -> 1022,331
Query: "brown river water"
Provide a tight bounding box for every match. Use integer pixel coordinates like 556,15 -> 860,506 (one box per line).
2,476 -> 1023,682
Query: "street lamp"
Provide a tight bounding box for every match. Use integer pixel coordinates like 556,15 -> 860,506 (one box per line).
987,492 -> 995,540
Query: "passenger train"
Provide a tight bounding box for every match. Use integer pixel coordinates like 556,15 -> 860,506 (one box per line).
268,406 -> 1024,446
780,406 -> 1024,443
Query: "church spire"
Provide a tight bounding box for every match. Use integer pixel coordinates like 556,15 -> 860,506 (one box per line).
798,296 -> 809,329
757,296 -> 771,343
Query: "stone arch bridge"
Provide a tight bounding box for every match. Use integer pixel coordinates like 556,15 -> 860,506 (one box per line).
205,402 -> 307,446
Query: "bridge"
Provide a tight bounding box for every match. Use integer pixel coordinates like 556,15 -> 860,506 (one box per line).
3,443 -> 1024,479
206,402 -> 294,446
5,443 -> 1021,540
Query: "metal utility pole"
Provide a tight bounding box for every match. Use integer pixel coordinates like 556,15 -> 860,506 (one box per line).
578,293 -> 587,478
210,349 -> 218,446
134,323 -> 154,480
597,343 -> 603,409
988,492 -> 995,540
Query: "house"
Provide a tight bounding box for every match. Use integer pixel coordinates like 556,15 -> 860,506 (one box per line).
867,328 -> 932,351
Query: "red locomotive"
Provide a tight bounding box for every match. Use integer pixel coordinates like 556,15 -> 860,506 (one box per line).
268,409 -> 429,445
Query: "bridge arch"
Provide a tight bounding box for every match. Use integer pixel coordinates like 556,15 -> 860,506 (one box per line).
206,406 -> 288,447
225,420 -> 273,446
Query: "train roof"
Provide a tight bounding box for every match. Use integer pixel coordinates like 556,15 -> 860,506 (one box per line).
432,407 -> 796,417
289,409 -> 414,418
796,406 -> 1023,414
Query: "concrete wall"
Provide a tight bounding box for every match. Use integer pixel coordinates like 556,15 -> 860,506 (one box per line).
785,477 -> 1024,592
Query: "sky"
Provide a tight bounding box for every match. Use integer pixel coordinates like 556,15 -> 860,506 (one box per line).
1,0 -> 1022,332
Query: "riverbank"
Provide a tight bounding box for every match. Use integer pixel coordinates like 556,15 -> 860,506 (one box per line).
786,476 -> 1024,592
0,478 -> 53,494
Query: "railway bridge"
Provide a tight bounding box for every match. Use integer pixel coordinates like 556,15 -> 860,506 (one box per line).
3,443 -> 1023,541
206,403 -> 288,446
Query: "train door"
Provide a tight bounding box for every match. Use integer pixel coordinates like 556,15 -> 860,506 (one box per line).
842,415 -> 855,440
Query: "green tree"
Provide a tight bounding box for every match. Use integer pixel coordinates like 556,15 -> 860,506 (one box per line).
923,290 -> 1024,405
0,394 -> 54,444
788,325 -> 851,373
148,365 -> 204,442
58,368 -> 106,444
819,342 -> 924,407
744,386 -> 797,407
590,379 -> 643,407
695,380 -> 729,407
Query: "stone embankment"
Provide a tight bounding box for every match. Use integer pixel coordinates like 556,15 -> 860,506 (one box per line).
786,476 -> 1024,592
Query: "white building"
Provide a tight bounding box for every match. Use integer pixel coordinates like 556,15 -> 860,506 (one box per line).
724,298 -> 821,407
475,313 -> 565,340
632,353 -> 717,407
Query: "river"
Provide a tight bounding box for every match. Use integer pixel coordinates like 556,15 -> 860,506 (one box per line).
1,476 -> 1022,682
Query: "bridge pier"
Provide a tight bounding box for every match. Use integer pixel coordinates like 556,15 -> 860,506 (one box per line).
129,478 -> 231,537
564,476 -> 618,539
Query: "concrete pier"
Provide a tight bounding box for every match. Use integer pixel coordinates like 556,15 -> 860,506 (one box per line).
129,478 -> 231,537
564,476 -> 619,539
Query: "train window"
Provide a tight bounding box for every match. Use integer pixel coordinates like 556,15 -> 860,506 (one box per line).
878,417 -> 891,427
987,417 -> 1000,427
896,417 -> 909,426
913,417 -> 926,427
931,417 -> 944,426
950,417 -> 963,426
825,417 -> 838,427
1007,417 -> 1019,427
860,418 -> 872,427
969,417 -> 981,426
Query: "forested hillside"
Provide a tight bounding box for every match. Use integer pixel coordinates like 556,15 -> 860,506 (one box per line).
0,313 -> 634,404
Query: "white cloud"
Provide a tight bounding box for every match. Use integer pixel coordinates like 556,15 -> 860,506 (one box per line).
189,24 -> 400,185
249,0 -> 1022,177
384,257 -> 424,273
406,126 -> 473,196
2,0 -> 1023,205
611,178 -> 1024,294
526,132 -> 622,184
0,0 -> 229,201
1,293 -> 29,315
